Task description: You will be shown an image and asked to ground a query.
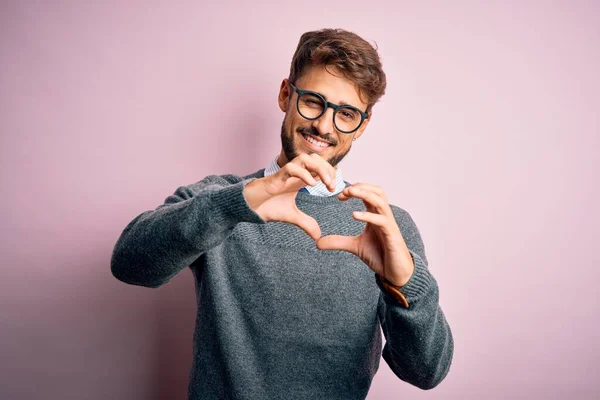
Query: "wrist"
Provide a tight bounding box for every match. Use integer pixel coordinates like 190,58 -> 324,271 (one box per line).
385,252 -> 415,287
243,179 -> 272,211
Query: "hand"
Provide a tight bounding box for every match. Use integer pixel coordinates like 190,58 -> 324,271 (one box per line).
316,183 -> 415,287
244,153 -> 337,241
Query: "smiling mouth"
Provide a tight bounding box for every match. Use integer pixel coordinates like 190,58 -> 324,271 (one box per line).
301,133 -> 334,148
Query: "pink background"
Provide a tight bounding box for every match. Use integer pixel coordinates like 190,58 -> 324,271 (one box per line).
1,1 -> 598,399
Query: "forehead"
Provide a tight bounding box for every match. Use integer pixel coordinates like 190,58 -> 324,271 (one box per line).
295,65 -> 368,110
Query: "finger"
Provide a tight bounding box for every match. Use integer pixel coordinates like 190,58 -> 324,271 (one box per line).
339,186 -> 392,216
288,210 -> 321,241
309,153 -> 337,189
339,183 -> 386,201
286,162 -> 318,187
296,154 -> 336,191
316,234 -> 358,254
352,211 -> 397,235
349,183 -> 386,198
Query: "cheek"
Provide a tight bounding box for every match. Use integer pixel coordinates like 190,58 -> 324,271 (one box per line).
285,112 -> 300,130
288,116 -> 310,135
335,138 -> 352,150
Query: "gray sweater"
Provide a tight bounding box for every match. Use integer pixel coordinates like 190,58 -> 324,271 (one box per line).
110,168 -> 454,399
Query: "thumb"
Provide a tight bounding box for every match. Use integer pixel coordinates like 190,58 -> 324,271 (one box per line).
288,210 -> 321,241
316,235 -> 358,254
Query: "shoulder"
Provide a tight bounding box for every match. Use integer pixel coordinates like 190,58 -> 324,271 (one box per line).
164,168 -> 265,203
389,203 -> 409,221
191,168 -> 265,188
389,204 -> 420,235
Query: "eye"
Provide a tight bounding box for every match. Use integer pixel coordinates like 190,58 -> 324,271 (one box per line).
340,110 -> 357,120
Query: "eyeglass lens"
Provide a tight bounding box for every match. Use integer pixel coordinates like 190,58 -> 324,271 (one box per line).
297,93 -> 361,133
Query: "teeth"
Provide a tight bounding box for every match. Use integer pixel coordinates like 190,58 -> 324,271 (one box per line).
304,134 -> 330,147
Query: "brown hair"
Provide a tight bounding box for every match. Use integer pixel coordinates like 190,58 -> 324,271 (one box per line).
289,28 -> 386,113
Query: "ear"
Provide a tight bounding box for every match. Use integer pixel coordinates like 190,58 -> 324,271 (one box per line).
278,79 -> 291,112
353,110 -> 372,140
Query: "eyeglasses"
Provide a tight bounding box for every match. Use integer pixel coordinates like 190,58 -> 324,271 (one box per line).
289,82 -> 369,134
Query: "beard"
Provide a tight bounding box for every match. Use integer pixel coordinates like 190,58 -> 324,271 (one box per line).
280,122 -> 351,168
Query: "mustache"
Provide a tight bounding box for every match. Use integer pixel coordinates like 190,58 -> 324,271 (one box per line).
296,126 -> 335,145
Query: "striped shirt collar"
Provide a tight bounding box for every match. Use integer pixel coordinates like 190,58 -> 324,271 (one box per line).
263,154 -> 346,196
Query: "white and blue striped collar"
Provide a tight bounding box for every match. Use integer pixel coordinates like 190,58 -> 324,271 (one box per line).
263,154 -> 346,196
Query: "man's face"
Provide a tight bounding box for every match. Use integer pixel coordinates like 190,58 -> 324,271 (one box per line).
277,65 -> 370,169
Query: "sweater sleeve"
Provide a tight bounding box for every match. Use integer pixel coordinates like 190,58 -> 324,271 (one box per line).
376,209 -> 454,390
110,175 -> 266,288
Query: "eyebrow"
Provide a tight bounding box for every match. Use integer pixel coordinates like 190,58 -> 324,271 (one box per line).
311,89 -> 358,109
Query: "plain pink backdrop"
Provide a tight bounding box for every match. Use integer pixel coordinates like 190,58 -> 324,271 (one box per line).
1,1 -> 598,399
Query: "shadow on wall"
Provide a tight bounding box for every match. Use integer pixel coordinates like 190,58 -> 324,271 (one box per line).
154,110 -> 271,398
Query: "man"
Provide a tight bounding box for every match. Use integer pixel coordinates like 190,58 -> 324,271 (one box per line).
111,28 -> 454,399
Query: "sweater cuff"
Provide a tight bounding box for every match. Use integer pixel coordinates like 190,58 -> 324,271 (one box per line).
208,178 -> 267,225
376,250 -> 433,306
398,249 -> 433,301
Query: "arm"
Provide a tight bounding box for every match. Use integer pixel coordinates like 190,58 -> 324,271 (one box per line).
377,210 -> 454,390
110,175 -> 265,288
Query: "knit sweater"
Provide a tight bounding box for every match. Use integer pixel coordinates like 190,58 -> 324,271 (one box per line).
110,168 -> 454,399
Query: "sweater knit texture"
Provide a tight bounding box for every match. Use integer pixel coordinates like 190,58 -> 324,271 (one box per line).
110,168 -> 454,399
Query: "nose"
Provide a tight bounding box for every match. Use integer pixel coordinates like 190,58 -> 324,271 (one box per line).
311,106 -> 335,136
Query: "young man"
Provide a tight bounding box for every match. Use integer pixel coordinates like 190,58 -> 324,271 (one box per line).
111,28 -> 454,399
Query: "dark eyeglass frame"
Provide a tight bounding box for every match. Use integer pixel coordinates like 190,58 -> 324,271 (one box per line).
289,82 -> 369,134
